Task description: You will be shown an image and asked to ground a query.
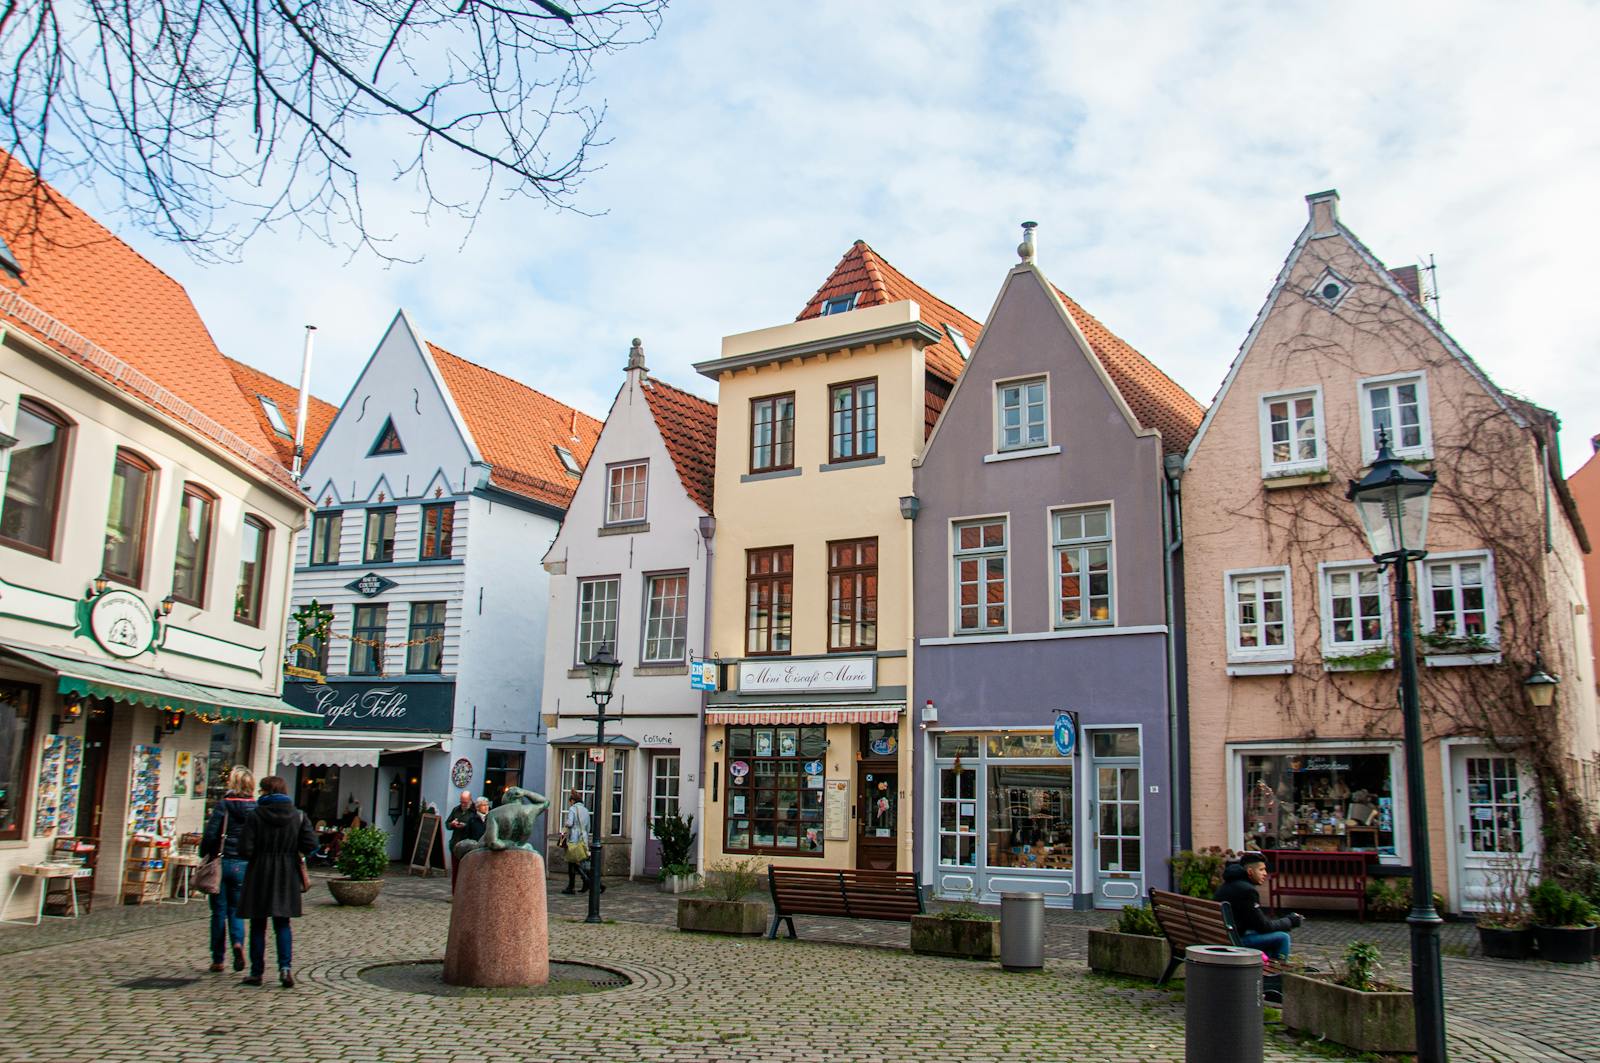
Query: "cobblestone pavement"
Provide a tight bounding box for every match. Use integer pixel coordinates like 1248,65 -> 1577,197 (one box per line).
1,870 -> 1596,1062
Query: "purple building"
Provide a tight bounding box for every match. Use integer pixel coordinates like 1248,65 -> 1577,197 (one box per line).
911,230 -> 1202,908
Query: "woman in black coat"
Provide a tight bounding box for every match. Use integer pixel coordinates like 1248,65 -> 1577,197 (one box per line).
237,775 -> 317,987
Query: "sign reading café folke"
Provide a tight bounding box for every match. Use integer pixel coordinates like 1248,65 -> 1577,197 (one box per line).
282,679 -> 454,733
738,657 -> 876,694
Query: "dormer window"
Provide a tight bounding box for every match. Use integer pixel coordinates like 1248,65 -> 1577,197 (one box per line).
555,445 -> 582,475
945,325 -> 972,359
821,293 -> 859,316
369,417 -> 404,456
257,395 -> 292,438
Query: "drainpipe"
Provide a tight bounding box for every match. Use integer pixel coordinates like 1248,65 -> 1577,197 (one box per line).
1162,451 -> 1189,867
696,514 -> 716,874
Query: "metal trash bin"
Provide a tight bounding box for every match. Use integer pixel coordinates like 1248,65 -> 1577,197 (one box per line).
999,892 -> 1044,971
1184,945 -> 1262,1063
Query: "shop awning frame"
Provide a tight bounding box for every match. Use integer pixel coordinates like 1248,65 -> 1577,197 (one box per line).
548,733 -> 639,747
706,707 -> 901,725
276,737 -> 440,767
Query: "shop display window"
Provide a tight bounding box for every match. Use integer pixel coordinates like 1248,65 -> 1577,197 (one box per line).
938,767 -> 978,867
935,735 -> 978,759
987,764 -> 1073,871
1241,751 -> 1396,855
204,723 -> 252,815
0,682 -> 39,840
986,733 -> 1056,758
724,725 -> 826,855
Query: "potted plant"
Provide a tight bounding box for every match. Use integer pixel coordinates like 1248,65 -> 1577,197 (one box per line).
651,811 -> 701,893
911,896 -> 1000,961
327,825 -> 388,906
1087,902 -> 1169,980
1282,941 -> 1415,1054
1528,880 -> 1597,963
1475,858 -> 1534,960
676,858 -> 768,935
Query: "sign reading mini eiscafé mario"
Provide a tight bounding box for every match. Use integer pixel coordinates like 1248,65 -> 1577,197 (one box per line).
737,657 -> 875,694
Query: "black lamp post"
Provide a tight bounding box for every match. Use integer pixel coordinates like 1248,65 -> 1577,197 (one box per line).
1346,430 -> 1446,1062
581,645 -> 621,925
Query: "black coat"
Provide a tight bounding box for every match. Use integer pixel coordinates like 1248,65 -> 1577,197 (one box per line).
1214,862 -> 1295,934
238,794 -> 317,919
445,803 -> 475,842
200,795 -> 255,859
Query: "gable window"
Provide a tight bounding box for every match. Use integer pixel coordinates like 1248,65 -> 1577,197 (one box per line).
369,417 -> 404,456
820,293 -> 858,316
0,398 -> 70,557
257,395 -> 292,438
234,515 -> 269,626
309,511 -> 342,566
643,572 -> 689,663
406,602 -> 446,673
555,446 -> 582,475
953,518 -> 1008,634
746,547 -> 793,656
1053,506 -> 1112,627
1421,552 -> 1496,644
363,507 -> 397,563
103,449 -> 156,586
349,604 -> 388,675
420,503 -> 454,560
829,380 -> 877,463
606,462 -> 648,525
577,577 -> 620,664
1360,373 -> 1430,460
827,538 -> 877,651
750,394 -> 796,474
996,377 -> 1047,451
1260,389 -> 1325,475
1226,568 -> 1292,660
1320,563 -> 1387,650
171,484 -> 215,607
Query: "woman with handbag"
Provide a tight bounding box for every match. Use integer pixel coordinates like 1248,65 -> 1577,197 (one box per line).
237,775 -> 317,987
560,789 -> 601,895
199,766 -> 257,973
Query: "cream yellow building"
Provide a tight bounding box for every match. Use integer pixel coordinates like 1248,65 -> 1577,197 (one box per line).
693,242 -> 977,873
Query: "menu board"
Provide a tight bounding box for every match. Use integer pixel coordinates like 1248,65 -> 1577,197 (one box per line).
824,779 -> 850,841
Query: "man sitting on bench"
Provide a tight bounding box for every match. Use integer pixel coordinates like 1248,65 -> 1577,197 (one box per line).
1215,851 -> 1303,960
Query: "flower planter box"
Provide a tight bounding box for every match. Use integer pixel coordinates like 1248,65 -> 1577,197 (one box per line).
676,897 -> 767,936
1533,925 -> 1596,964
909,915 -> 1000,961
327,878 -> 384,907
659,872 -> 703,894
1476,925 -> 1533,960
1282,973 -> 1415,1055
1086,928 -> 1173,980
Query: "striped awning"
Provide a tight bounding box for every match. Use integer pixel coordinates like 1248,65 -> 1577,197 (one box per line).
707,707 -> 900,725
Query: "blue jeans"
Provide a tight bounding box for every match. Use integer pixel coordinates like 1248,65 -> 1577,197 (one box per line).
1239,929 -> 1292,960
249,917 -> 293,976
208,858 -> 247,963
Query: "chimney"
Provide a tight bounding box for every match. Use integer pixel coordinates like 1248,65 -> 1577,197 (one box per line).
1306,189 -> 1339,234
1017,221 -> 1038,265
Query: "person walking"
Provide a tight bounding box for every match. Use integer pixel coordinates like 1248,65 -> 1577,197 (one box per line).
561,789 -> 597,895
237,775 -> 317,988
200,766 -> 256,973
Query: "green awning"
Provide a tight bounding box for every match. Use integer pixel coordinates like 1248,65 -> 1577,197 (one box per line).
0,646 -> 323,727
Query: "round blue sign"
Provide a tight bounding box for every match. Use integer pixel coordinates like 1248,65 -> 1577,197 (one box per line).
1053,713 -> 1077,757
803,759 -> 823,776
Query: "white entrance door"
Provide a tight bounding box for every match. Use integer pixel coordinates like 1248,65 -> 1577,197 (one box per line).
1449,747 -> 1537,912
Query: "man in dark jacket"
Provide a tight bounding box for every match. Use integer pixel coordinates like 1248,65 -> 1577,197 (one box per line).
1215,852 -> 1302,961
237,776 -> 318,987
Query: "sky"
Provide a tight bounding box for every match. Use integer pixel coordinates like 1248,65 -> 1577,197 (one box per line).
97,2 -> 1600,472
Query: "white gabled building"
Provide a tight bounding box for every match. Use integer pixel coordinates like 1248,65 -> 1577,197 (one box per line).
541,341 -> 717,879
278,311 -> 600,861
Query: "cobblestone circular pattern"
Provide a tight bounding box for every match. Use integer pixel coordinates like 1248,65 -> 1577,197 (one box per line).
359,959 -> 632,997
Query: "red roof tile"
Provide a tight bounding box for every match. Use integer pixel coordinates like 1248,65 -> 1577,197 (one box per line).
0,152 -> 299,492
425,342 -> 603,509
223,357 -> 338,472
797,240 -> 979,385
641,375 -> 717,513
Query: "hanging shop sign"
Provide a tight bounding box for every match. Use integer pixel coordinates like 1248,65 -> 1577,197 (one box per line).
283,679 -> 454,732
86,589 -> 156,659
689,658 -> 718,692
345,572 -> 398,599
737,656 -> 875,694
1053,711 -> 1079,757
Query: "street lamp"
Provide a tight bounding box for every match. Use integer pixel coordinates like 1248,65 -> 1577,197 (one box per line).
1346,430 -> 1445,1063
581,645 -> 621,924
1523,653 -> 1559,709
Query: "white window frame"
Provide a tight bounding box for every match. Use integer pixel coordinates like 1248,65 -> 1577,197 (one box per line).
1359,372 -> 1432,462
576,576 -> 620,664
951,515 -> 1010,635
1418,550 -> 1498,646
1317,561 -> 1391,656
993,374 -> 1050,453
1224,566 -> 1294,665
642,571 -> 690,664
560,749 -> 597,808
1051,504 -> 1115,628
650,754 -> 681,831
609,751 -> 627,837
605,460 -> 648,526
1225,741 -> 1407,865
1258,386 -> 1326,476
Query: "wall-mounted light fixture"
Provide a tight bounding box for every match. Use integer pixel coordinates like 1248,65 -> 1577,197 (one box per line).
85,576 -> 110,600
711,739 -> 724,753
61,692 -> 84,721
898,495 -> 920,521
159,596 -> 175,617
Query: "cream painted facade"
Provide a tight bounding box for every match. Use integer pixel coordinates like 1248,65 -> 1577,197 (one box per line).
1,329 -> 309,918
1181,192 -> 1598,912
694,302 -> 938,873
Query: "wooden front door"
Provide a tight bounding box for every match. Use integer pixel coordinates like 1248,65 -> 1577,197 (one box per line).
856,768 -> 897,870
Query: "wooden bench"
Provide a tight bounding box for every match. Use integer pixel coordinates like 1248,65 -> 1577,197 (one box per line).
766,866 -> 924,940
1149,889 -> 1244,985
1263,850 -> 1370,920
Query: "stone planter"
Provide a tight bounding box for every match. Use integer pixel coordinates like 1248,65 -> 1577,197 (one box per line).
659,872 -> 703,894
910,915 -> 1001,961
1533,924 -> 1596,964
1086,928 -> 1173,980
676,897 -> 767,936
1282,972 -> 1415,1055
327,878 -> 384,907
1476,924 -> 1533,961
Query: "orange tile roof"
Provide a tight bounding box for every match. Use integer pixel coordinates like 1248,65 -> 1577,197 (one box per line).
0,153 -> 299,492
797,240 -> 979,385
223,357 -> 338,471
641,375 -> 717,512
425,342 -> 603,509
1051,286 -> 1204,455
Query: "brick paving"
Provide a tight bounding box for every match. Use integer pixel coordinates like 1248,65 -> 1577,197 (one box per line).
0,869 -> 1596,1062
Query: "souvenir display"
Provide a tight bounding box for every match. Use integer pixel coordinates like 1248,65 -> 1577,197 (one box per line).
1241,752 -> 1396,854
127,745 -> 162,834
32,735 -> 84,838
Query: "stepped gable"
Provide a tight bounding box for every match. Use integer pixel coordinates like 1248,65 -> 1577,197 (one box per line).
641,375 -> 717,513
223,356 -> 338,471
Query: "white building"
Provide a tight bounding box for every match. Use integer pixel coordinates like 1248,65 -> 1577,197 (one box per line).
277,311 -> 600,861
541,342 -> 717,878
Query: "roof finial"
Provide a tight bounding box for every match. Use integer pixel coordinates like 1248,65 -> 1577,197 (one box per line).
626,337 -> 647,373
1018,221 -> 1038,265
